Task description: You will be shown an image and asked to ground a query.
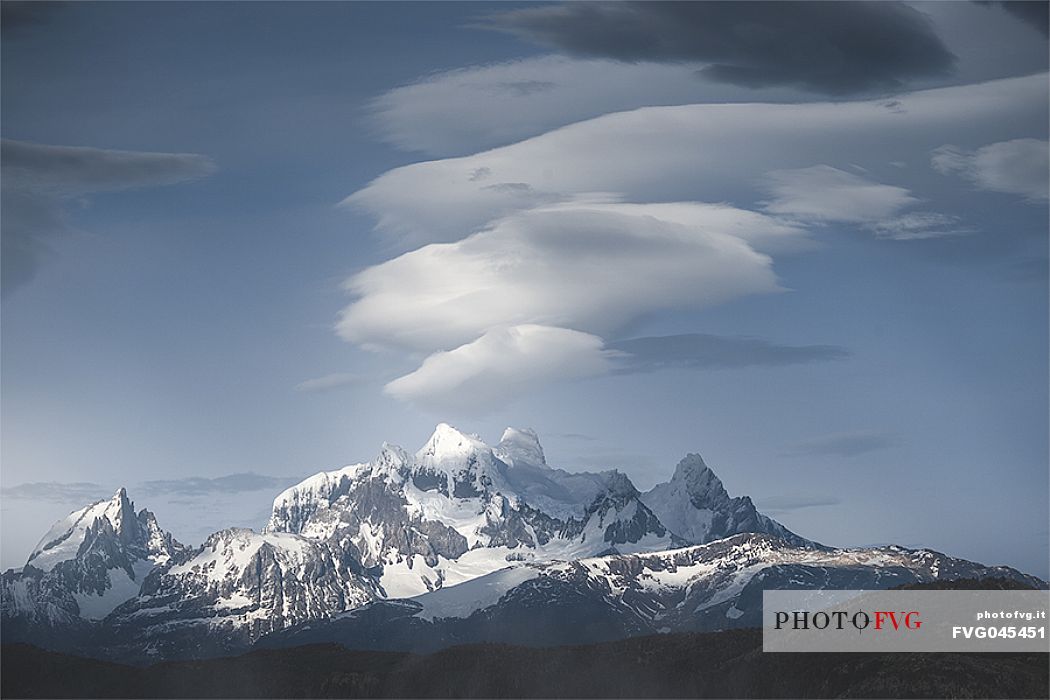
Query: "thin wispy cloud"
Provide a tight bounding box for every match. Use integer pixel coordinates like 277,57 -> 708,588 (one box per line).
932,138 -> 1049,201
755,494 -> 843,514
3,474 -> 301,504
294,372 -> 366,393
610,334 -> 850,372
867,212 -> 975,241
785,431 -> 899,458
762,165 -> 918,223
761,165 -> 969,240
139,473 -> 297,498
1,139 -> 215,297
1,481 -> 111,504
553,432 -> 598,442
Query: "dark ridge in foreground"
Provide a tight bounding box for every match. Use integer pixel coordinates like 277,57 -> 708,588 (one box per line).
4,630 -> 1047,699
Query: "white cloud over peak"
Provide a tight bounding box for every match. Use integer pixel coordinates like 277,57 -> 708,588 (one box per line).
337,200 -> 793,353
384,324 -> 617,410
932,138 -> 1049,201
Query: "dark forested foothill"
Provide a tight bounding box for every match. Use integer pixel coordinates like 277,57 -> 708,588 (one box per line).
3,626 -> 1047,699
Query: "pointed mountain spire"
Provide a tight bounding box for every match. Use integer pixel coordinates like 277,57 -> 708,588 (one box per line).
668,453 -> 730,509
496,427 -> 547,467
417,423 -> 489,463
104,487 -> 137,533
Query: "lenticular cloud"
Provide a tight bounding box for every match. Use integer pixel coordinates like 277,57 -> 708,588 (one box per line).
337,200 -> 792,353
337,198 -> 807,410
384,324 -> 618,410
335,74 -> 1048,410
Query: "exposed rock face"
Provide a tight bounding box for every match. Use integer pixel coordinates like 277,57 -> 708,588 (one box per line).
641,453 -> 806,546
262,533 -> 1046,653
266,424 -> 682,597
2,489 -> 185,630
106,528 -> 377,659
5,423 -> 1043,665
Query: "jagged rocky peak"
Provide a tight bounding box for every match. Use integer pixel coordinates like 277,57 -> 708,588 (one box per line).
495,427 -> 547,468
262,424 -> 818,601
3,487 -> 185,626
100,487 -> 137,537
111,526 -> 377,654
26,487 -> 182,573
373,442 -> 411,478
641,453 -> 809,547
264,462 -> 370,535
262,424 -> 682,597
669,453 -> 732,509
589,470 -> 641,508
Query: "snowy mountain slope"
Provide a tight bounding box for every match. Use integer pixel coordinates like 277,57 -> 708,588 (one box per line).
260,532 -> 1046,653
5,423 -> 1045,664
1,488 -> 185,627
104,527 -> 377,659
266,424 -> 678,597
641,453 -> 807,546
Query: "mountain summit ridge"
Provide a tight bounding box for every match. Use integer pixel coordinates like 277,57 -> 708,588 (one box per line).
641,452 -> 806,547
264,423 -> 801,600
2,423 -> 1042,663
2,488 -> 185,632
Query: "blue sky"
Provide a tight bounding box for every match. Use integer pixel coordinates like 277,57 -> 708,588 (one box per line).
2,1 -> 1047,578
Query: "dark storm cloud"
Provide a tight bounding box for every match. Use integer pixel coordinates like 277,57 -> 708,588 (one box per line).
785,431 -> 899,458
481,1 -> 956,95
1,139 -> 216,192
1,2 -> 66,39
609,334 -> 850,373
1,140 -> 215,298
139,473 -> 297,498
980,1 -> 1050,36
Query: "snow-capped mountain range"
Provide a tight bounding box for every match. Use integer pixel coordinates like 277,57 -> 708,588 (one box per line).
262,532 -> 1045,653
263,424 -> 755,599
1,424 -> 1043,661
2,488 -> 183,625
